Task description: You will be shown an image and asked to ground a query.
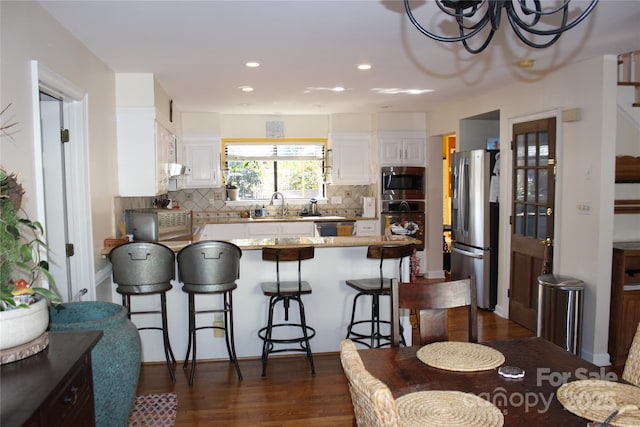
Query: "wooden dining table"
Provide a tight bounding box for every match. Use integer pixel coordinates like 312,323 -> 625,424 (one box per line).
358,337 -> 620,426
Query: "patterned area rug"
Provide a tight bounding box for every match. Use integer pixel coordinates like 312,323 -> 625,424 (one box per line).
128,392 -> 178,427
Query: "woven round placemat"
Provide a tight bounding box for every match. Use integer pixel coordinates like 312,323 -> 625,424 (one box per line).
416,341 -> 505,372
396,390 -> 504,427
557,380 -> 640,427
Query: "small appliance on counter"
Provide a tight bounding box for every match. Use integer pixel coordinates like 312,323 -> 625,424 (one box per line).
310,198 -> 319,215
125,208 -> 192,242
300,198 -> 321,217
362,197 -> 376,218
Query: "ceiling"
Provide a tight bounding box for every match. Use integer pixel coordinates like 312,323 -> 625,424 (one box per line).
39,1 -> 640,116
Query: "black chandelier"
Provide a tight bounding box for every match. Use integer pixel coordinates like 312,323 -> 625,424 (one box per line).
404,0 -> 599,54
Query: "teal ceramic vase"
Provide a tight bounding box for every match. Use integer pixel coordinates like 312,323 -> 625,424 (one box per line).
49,302 -> 141,427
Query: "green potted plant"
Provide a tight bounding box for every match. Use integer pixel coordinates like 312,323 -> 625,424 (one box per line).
0,105 -> 61,355
0,169 -> 61,310
227,182 -> 239,201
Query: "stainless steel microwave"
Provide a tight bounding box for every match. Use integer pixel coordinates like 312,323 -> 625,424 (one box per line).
125,209 -> 192,242
381,166 -> 425,200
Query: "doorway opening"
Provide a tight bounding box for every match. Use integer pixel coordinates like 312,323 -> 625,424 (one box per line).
31,61 -> 95,302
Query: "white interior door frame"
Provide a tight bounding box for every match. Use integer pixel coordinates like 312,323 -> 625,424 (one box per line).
30,61 -> 96,301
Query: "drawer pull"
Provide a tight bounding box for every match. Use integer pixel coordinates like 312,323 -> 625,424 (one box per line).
63,386 -> 79,406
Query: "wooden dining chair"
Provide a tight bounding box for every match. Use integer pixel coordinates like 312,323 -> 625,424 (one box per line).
622,321 -> 640,387
390,277 -> 477,347
339,339 -> 402,427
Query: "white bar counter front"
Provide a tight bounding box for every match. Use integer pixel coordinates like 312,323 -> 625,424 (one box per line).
110,236 -> 418,363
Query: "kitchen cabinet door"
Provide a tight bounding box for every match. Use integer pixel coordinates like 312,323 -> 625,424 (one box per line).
202,224 -> 246,240
246,222 -> 315,238
378,132 -> 426,167
331,133 -> 372,185
183,137 -> 221,188
355,220 -> 380,236
117,107 -> 171,196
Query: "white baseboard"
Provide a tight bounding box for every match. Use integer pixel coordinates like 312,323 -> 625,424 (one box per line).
424,270 -> 446,279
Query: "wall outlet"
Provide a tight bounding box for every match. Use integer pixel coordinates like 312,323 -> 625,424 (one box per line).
213,314 -> 224,338
577,200 -> 592,215
331,196 -> 342,204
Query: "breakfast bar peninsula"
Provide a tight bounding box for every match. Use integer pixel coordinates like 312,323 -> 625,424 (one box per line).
110,235 -> 419,363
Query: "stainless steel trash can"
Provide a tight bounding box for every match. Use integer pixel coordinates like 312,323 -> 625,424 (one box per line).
537,274 -> 584,355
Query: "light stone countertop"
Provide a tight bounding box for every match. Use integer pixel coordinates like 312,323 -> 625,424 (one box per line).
193,215 -> 376,225
102,228 -> 414,255
226,235 -> 420,250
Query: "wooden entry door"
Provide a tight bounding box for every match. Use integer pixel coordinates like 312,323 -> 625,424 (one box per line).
509,118 -> 556,331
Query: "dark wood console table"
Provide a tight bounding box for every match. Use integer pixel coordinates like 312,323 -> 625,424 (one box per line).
1,331 -> 103,427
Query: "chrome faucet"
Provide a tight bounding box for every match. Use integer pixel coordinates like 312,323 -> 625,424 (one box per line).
269,192 -> 286,216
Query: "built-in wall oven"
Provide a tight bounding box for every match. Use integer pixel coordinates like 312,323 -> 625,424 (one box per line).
380,200 -> 425,250
381,166 -> 425,201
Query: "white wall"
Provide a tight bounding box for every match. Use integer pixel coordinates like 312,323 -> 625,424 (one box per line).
221,114 -> 329,138
426,55 -> 619,365
1,2 -> 118,297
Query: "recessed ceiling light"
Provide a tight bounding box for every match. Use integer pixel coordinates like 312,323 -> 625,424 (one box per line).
245,61 -> 260,68
357,64 -> 372,70
239,86 -> 254,92
517,59 -> 535,68
372,88 -> 434,95
332,86 -> 345,92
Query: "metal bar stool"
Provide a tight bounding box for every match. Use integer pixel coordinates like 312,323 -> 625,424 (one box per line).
109,242 -> 177,382
258,246 -> 316,377
177,240 -> 243,386
344,243 -> 415,348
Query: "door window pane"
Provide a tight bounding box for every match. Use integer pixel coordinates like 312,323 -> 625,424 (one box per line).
526,205 -> 536,238
515,203 -> 524,236
537,207 -> 547,240
516,135 -> 525,167
539,132 -> 549,165
538,169 -> 548,203
526,169 -> 536,201
527,133 -> 537,166
515,169 -> 525,201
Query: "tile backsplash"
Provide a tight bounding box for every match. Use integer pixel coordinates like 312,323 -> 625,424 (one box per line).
115,184 -> 377,224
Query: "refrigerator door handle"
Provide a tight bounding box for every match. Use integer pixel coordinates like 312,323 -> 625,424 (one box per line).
451,246 -> 484,259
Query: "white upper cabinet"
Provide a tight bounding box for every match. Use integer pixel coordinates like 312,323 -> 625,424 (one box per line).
377,132 -> 426,167
183,137 -> 221,188
330,133 -> 372,185
117,107 -> 171,196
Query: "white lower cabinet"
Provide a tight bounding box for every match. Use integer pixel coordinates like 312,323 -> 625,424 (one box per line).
355,220 -> 380,236
201,224 -> 246,240
201,221 -> 316,241
246,222 -> 315,238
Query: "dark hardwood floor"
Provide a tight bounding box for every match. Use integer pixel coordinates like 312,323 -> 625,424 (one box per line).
135,306 -> 536,426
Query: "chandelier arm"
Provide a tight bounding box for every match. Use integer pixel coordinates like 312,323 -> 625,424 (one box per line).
508,0 -> 598,36
488,0 -> 503,31
517,0 -> 573,17
507,12 -> 563,49
404,0 -> 489,43
435,0 -> 488,19
462,29 -> 496,54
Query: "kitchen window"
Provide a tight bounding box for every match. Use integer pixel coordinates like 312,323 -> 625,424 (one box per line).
222,138 -> 327,201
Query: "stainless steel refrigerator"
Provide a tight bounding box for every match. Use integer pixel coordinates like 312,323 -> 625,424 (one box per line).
450,149 -> 499,310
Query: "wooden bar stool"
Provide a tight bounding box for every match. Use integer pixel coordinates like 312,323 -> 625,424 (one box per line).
258,246 -> 316,377
177,241 -> 242,386
109,242 -> 177,382
344,243 -> 415,348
